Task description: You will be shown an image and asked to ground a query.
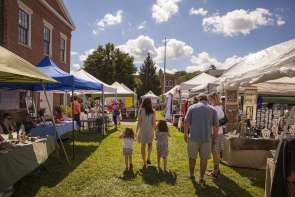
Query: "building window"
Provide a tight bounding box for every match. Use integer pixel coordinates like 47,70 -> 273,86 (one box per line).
60,38 -> 66,62
60,33 -> 67,63
18,1 -> 32,47
43,20 -> 53,56
18,9 -> 29,45
43,26 -> 50,55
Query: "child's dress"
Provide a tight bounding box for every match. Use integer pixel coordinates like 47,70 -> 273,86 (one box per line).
156,132 -> 169,157
123,138 -> 133,156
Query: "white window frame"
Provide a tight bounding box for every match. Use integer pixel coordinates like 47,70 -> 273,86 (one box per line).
17,0 -> 33,47
60,32 -> 67,63
43,19 -> 53,56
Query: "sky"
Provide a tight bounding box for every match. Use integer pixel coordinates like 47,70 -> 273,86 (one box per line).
64,0 -> 295,73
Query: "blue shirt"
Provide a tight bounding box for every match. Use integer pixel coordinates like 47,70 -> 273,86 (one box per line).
185,101 -> 218,142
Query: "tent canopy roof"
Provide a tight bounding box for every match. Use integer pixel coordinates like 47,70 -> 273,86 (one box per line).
0,57 -> 102,91
111,82 -> 135,95
36,57 -> 102,91
142,91 -> 159,99
70,69 -> 116,93
0,46 -> 56,84
181,73 -> 218,90
221,39 -> 295,86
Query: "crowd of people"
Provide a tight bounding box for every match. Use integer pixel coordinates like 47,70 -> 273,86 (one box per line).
120,92 -> 226,184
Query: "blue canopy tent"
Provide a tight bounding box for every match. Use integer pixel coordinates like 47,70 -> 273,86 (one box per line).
0,57 -> 103,160
0,57 -> 103,91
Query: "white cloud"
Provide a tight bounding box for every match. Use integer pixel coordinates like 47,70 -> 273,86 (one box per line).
155,64 -> 178,74
71,64 -> 82,71
138,21 -> 147,30
186,52 -> 243,72
152,0 -> 181,23
186,66 -> 202,73
117,35 -> 158,63
79,49 -> 95,62
190,52 -> 220,68
71,51 -> 78,56
189,8 -> 208,16
202,8 -> 275,37
276,16 -> 286,26
117,35 -> 193,64
93,10 -> 123,34
156,39 -> 193,62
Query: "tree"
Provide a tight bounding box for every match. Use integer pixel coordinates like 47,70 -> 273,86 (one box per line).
137,53 -> 161,97
174,70 -> 201,84
84,43 -> 136,89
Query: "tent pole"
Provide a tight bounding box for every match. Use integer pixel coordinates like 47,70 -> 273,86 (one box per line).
102,85 -> 106,135
41,83 -> 70,166
72,80 -> 75,160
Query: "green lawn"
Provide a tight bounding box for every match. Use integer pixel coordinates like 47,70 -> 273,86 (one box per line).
13,121 -> 265,197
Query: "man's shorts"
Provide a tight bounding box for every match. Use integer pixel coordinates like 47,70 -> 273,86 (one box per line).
187,139 -> 211,160
212,134 -> 224,153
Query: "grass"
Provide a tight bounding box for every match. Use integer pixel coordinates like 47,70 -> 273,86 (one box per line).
13,114 -> 266,197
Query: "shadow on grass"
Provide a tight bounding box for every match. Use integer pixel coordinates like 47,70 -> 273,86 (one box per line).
191,174 -> 253,197
118,170 -> 139,181
140,166 -> 177,186
230,166 -> 265,189
13,130 -> 116,197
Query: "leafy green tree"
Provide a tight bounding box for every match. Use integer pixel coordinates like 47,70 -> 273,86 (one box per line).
174,70 -> 201,84
137,53 -> 161,97
84,43 -> 136,89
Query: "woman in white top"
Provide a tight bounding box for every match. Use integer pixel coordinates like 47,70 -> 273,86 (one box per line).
208,92 -> 225,177
136,98 -> 156,169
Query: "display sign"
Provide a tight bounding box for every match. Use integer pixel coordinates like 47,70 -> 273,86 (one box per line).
225,88 -> 239,132
125,97 -> 133,108
243,87 -> 257,123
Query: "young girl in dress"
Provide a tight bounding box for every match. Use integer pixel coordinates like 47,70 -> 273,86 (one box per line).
120,128 -> 135,171
155,120 -> 169,172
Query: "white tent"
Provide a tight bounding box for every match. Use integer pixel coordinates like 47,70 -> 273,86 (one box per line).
181,73 -> 218,90
221,39 -> 295,87
70,69 -> 116,94
164,85 -> 189,100
141,90 -> 159,99
252,77 -> 295,96
111,82 -> 135,95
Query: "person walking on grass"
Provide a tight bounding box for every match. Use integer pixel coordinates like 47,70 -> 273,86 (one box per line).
184,93 -> 219,184
120,128 -> 135,172
155,120 -> 169,172
208,92 -> 226,178
136,98 -> 156,169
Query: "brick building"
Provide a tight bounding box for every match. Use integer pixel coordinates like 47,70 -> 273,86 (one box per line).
159,69 -> 176,93
0,0 -> 75,115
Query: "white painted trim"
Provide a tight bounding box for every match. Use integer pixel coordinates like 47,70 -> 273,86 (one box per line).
56,0 -> 76,30
18,0 -> 33,14
60,32 -> 67,63
17,0 -> 32,47
38,0 -> 75,30
43,19 -> 53,56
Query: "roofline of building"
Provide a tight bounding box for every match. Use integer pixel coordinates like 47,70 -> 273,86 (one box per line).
38,0 -> 75,31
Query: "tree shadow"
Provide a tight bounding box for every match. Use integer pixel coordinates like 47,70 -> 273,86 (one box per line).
191,174 -> 254,197
13,130 -> 116,197
140,166 -> 177,186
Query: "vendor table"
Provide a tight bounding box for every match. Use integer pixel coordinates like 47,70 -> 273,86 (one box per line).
0,136 -> 55,191
222,135 -> 277,169
265,158 -> 275,197
30,121 -> 73,138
